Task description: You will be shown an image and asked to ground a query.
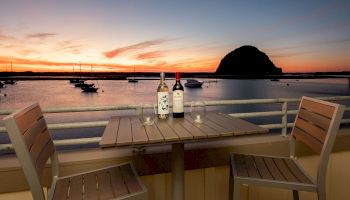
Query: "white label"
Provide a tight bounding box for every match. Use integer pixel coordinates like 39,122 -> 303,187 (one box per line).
173,90 -> 184,113
157,92 -> 169,114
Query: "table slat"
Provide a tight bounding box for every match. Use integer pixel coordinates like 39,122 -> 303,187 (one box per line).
130,117 -> 149,145
116,118 -> 133,146
100,117 -> 120,147
204,112 -> 240,135
168,118 -> 193,140
178,118 -> 207,139
144,122 -> 164,143
156,120 -> 180,141
184,115 -> 220,138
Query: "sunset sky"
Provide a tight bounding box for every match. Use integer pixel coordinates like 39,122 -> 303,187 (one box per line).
0,0 -> 350,73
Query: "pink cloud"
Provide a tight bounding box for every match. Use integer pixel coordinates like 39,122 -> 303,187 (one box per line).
0,32 -> 17,41
103,39 -> 171,58
26,32 -> 56,39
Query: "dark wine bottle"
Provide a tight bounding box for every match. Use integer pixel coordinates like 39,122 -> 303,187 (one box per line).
172,72 -> 184,118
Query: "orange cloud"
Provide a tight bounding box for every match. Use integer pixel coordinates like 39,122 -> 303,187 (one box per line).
103,39 -> 172,58
135,51 -> 166,60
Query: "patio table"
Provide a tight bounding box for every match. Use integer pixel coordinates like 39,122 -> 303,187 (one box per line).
99,112 -> 268,200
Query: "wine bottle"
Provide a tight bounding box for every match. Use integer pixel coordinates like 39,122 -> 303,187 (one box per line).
172,72 -> 184,118
157,72 -> 169,119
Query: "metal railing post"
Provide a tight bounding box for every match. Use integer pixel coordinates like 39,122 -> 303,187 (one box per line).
281,101 -> 288,137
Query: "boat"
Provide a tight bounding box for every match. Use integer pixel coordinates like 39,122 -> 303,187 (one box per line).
3,79 -> 16,85
69,79 -> 84,84
81,85 -> 99,92
128,79 -> 138,83
0,81 -> 4,88
184,79 -> 203,88
75,82 -> 94,88
128,65 -> 138,83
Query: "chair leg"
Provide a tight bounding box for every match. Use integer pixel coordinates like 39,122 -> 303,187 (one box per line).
229,172 -> 233,200
293,190 -> 299,200
318,191 -> 326,200
233,180 -> 240,200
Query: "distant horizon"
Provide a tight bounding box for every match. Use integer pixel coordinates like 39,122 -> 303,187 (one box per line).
1,1 -> 350,73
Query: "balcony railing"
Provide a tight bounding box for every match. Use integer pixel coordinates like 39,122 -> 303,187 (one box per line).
0,96 -> 349,151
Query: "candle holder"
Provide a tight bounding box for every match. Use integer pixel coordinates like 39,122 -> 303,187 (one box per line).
190,101 -> 206,123
136,103 -> 157,126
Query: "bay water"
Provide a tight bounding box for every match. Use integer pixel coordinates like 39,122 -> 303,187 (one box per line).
0,78 -> 349,153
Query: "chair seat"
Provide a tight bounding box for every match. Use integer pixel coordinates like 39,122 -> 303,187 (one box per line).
231,153 -> 317,192
51,163 -> 146,200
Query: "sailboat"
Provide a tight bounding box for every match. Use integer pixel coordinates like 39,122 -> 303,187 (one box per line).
128,65 -> 138,83
81,64 -> 99,93
4,61 -> 17,85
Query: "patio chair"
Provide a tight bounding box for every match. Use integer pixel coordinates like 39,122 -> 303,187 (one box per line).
3,103 -> 148,200
229,96 -> 345,200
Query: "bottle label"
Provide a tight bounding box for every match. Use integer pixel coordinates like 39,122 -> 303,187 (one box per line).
157,92 -> 169,114
173,90 -> 184,113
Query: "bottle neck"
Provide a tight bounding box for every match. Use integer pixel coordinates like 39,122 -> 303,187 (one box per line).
160,72 -> 165,83
175,72 -> 181,81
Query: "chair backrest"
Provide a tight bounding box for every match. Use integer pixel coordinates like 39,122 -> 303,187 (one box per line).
290,96 -> 345,187
3,103 -> 59,200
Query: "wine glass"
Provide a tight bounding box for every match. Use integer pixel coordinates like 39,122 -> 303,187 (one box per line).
190,101 -> 206,123
136,103 -> 157,126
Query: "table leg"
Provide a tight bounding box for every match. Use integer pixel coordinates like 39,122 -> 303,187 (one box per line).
172,143 -> 184,200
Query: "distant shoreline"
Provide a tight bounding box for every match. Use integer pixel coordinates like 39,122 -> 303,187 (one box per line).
0,71 -> 349,80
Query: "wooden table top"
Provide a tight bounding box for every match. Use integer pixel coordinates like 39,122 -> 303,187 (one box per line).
99,112 -> 268,148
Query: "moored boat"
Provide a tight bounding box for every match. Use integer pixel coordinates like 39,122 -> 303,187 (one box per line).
75,82 -> 94,88
184,79 -> 203,88
70,79 -> 85,84
3,79 -> 16,85
81,86 -> 99,92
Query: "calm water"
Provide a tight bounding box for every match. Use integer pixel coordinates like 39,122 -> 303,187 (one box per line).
0,78 -> 349,153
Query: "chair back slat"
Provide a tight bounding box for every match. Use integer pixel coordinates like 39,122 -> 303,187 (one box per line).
301,98 -> 335,118
23,117 -> 47,149
294,117 -> 327,143
15,105 -> 43,134
3,103 -> 57,200
34,137 -> 55,179
297,109 -> 331,130
293,127 -> 323,153
292,97 -> 336,153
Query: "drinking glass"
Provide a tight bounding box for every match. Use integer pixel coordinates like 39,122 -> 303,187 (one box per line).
190,101 -> 206,123
136,103 -> 157,126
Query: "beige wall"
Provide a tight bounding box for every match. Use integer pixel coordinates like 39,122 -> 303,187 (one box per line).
1,129 -> 350,200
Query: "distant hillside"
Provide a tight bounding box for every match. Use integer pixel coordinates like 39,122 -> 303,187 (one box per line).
216,45 -> 282,75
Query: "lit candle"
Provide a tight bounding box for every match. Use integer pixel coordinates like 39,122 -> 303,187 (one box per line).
195,114 -> 202,123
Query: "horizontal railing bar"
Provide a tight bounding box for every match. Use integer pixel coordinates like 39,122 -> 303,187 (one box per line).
0,111 -> 349,134
53,137 -> 101,146
1,96 -> 349,115
260,123 -> 294,129
48,121 -> 108,130
230,111 -> 283,118
0,137 -> 101,151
